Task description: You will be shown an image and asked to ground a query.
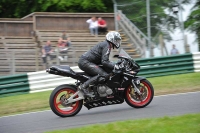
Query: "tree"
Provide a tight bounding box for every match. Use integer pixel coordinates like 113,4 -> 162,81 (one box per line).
185,0 -> 200,51
0,0 -> 113,18
115,0 -> 191,42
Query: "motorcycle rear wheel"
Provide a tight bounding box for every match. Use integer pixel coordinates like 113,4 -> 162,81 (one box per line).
125,79 -> 154,108
49,84 -> 83,117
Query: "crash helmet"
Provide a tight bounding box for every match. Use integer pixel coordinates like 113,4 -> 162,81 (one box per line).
106,31 -> 121,49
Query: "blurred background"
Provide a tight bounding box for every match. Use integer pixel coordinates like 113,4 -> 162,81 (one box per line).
0,0 -> 200,126
0,0 -> 199,76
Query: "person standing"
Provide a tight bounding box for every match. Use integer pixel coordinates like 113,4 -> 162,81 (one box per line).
170,44 -> 179,55
86,17 -> 98,36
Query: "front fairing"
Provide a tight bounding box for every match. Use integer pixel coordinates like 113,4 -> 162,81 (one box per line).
118,49 -> 131,59
118,49 -> 140,70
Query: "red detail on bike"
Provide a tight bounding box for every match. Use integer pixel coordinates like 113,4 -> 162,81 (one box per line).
126,81 -> 152,106
53,89 -> 80,115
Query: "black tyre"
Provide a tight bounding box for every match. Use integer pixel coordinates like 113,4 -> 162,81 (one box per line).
125,79 -> 154,108
49,84 -> 83,117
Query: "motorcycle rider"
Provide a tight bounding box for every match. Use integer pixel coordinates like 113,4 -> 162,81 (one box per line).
78,31 -> 122,97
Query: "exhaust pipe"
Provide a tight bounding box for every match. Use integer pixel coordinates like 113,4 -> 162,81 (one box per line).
46,68 -> 59,75
46,69 -> 50,73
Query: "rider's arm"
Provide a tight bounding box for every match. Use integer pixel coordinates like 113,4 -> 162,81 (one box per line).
101,44 -> 115,70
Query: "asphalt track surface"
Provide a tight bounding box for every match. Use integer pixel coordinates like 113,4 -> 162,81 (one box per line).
0,92 -> 200,133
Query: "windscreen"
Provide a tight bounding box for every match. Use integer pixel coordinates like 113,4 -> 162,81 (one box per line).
118,49 -> 131,59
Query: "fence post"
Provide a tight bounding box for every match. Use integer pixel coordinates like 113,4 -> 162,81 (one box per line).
33,15 -> 36,31
55,49 -> 60,65
73,51 -> 76,66
114,3 -> 118,31
163,42 -> 169,56
11,50 -> 16,75
159,34 -> 164,56
142,38 -> 146,58
185,35 -> 190,53
35,48 -> 39,71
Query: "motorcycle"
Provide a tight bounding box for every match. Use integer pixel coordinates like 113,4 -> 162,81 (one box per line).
47,49 -> 154,117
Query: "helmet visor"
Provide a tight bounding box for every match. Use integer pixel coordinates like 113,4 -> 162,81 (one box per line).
115,39 -> 121,48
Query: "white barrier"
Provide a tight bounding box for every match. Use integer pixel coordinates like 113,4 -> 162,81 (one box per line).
193,52 -> 200,72
27,66 -> 82,93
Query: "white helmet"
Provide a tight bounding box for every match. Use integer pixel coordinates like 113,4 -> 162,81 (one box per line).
106,31 -> 121,49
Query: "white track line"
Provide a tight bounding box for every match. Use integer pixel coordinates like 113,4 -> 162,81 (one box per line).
155,91 -> 200,97
0,91 -> 200,118
0,110 -> 51,118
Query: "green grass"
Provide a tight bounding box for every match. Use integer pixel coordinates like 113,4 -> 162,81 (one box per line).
0,90 -> 52,116
148,72 -> 200,95
0,72 -> 200,117
45,113 -> 200,133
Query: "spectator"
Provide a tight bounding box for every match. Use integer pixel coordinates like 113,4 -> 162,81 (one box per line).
57,39 -> 69,51
56,39 -> 69,61
86,17 -> 98,36
170,44 -> 179,55
58,31 -> 71,47
98,17 -> 107,34
42,40 -> 53,69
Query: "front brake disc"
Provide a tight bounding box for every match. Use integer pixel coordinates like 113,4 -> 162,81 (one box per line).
130,85 -> 146,101
130,86 -> 137,99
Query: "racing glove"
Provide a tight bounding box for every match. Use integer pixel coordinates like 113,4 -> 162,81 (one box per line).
114,61 -> 124,70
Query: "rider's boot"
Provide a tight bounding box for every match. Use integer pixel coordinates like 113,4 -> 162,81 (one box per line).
78,84 -> 94,97
78,75 -> 100,97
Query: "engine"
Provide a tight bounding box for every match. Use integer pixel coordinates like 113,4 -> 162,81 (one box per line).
97,85 -> 113,97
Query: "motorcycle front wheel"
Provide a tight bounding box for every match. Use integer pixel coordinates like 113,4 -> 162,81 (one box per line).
125,79 -> 154,108
49,84 -> 83,117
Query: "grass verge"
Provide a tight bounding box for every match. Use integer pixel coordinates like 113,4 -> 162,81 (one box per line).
0,72 -> 200,117
148,72 -> 200,95
45,113 -> 200,133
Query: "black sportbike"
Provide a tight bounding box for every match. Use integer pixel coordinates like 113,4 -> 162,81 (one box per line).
47,49 -> 154,117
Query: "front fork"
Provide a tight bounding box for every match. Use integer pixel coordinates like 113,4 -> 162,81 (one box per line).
131,79 -> 142,95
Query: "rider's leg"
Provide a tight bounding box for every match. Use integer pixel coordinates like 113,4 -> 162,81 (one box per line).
78,58 -> 108,97
78,75 -> 99,96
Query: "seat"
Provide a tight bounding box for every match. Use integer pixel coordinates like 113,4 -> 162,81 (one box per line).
50,65 -> 76,75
